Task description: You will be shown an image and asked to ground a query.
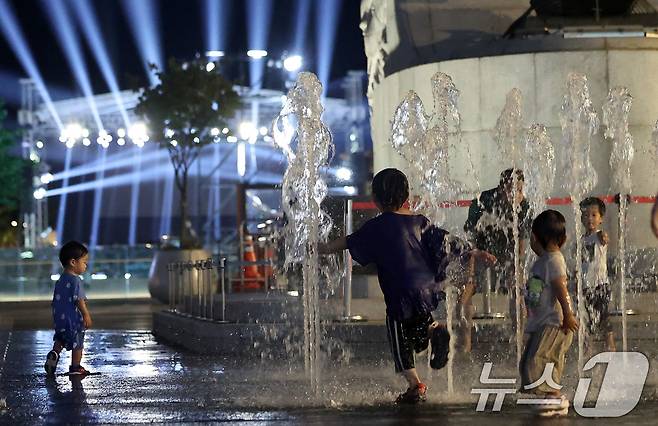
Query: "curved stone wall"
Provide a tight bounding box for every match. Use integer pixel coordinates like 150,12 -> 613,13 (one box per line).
370,50 -> 658,248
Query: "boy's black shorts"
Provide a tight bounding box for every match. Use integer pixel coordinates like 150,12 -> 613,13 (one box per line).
386,313 -> 434,373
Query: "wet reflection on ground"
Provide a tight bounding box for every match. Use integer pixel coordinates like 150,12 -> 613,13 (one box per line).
0,330 -> 657,424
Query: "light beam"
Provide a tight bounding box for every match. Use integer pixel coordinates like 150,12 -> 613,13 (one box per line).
0,0 -> 63,130
246,0 -> 273,90
120,0 -> 163,85
69,0 -> 131,128
41,0 -> 104,131
315,0 -> 343,91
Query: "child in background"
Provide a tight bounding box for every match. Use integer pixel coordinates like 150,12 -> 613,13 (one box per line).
520,210 -> 578,417
44,241 -> 93,376
580,197 -> 615,352
320,168 -> 496,404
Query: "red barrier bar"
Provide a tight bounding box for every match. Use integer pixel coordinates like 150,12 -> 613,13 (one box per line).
352,195 -> 656,211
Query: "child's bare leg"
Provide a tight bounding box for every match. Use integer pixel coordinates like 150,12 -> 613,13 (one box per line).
401,368 -> 421,388
606,332 -> 616,352
51,341 -> 63,354
71,348 -> 83,366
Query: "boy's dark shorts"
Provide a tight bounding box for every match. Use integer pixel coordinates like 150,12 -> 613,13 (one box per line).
386,313 -> 434,373
584,283 -> 613,337
54,329 -> 85,351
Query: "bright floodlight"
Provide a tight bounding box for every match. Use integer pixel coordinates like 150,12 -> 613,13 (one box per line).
227,136 -> 237,143
40,173 -> 54,184
206,61 -> 216,72
33,188 -> 46,200
117,128 -> 126,138
247,49 -> 267,59
343,186 -> 357,195
283,55 -> 303,72
117,138 -> 126,146
210,127 -> 220,136
128,122 -> 149,144
239,121 -> 258,141
36,141 -> 44,149
206,50 -> 225,58
336,167 -> 353,181
61,123 -> 84,143
259,126 -> 268,136
10,220 -> 18,227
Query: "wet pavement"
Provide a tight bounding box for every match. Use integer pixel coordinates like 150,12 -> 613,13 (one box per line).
0,327 -> 657,424
1,300 -> 657,424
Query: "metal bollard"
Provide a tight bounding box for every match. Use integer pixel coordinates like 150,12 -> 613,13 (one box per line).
340,199 -> 366,322
219,257 -> 227,322
195,260 -> 202,317
206,257 -> 214,320
180,262 -> 190,314
186,261 -> 194,315
167,263 -> 173,312
171,262 -> 180,312
474,267 -> 506,319
201,259 -> 207,319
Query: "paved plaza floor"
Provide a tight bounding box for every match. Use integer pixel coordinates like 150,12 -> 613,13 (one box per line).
1,300 -> 657,424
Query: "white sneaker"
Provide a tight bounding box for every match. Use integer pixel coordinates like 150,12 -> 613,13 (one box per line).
535,395 -> 569,417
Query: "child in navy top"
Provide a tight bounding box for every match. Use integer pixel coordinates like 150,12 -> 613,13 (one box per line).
44,241 -> 93,376
320,168 -> 496,403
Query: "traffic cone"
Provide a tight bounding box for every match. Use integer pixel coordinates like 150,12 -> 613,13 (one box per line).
239,234 -> 263,291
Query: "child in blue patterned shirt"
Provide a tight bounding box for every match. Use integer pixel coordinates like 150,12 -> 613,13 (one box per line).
44,241 -> 93,376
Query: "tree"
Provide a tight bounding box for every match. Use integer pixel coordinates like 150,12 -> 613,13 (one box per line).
0,101 -> 26,246
135,59 -> 240,249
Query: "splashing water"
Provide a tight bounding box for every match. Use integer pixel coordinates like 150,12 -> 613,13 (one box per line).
604,87 -> 634,196
494,88 -> 524,167
492,88 -> 526,364
559,73 -> 599,375
523,124 -> 556,215
560,73 -> 599,196
274,72 -> 337,395
603,86 -> 634,352
391,72 -> 477,226
390,72 -> 481,394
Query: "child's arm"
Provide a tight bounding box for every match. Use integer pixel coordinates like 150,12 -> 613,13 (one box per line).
551,276 -> 578,334
468,249 -> 497,266
318,237 -> 347,255
77,299 -> 93,329
597,230 -> 609,246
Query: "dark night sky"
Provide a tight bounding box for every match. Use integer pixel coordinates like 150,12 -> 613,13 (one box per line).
0,0 -> 366,121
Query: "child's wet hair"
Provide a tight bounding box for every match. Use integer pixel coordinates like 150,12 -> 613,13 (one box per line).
372,168 -> 409,210
579,197 -> 606,216
59,241 -> 89,267
499,168 -> 524,187
532,209 -> 567,248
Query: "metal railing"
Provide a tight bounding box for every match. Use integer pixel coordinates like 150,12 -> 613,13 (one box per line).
167,257 -> 227,321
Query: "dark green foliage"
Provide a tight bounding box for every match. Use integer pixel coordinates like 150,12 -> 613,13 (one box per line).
0,102 -> 26,246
